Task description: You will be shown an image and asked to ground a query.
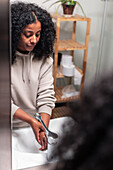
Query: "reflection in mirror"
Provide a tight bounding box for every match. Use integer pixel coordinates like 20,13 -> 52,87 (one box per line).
11,0 -> 113,169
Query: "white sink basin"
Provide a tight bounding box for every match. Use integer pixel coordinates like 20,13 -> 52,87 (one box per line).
12,116 -> 73,170
12,127 -> 45,153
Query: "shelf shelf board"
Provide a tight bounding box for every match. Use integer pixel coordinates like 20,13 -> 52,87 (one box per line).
56,66 -> 83,78
55,87 -> 80,103
57,40 -> 86,51
51,14 -> 91,22
52,106 -> 72,119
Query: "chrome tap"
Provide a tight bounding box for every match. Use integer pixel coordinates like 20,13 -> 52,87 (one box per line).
34,113 -> 58,139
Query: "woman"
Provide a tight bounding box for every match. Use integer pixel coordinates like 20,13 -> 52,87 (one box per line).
11,2 -> 56,151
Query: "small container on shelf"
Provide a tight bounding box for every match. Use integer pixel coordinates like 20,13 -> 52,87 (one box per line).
60,54 -> 74,77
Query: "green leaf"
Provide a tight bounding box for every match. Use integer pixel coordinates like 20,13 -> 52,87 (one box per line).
55,3 -> 62,14
43,0 -> 52,3
73,1 -> 77,5
76,2 -> 86,17
49,1 -> 62,8
66,2 -> 71,5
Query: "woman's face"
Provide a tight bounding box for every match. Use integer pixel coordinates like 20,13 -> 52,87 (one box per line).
18,19 -> 41,52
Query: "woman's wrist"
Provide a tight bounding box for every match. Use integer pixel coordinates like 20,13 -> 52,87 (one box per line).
39,113 -> 50,128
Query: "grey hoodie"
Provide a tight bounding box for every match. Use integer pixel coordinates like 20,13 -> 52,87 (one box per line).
11,51 -> 56,127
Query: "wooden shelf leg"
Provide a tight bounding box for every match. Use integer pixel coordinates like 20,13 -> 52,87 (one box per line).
68,21 -> 76,85
54,18 -> 60,91
80,20 -> 91,94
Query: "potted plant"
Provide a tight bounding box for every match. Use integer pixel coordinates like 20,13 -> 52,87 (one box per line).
43,0 -> 86,16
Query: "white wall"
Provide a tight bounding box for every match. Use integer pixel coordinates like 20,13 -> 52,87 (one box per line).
10,0 -> 113,85
98,2 -> 113,74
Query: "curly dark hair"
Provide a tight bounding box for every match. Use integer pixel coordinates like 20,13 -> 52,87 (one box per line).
50,71 -> 113,170
11,2 -> 56,63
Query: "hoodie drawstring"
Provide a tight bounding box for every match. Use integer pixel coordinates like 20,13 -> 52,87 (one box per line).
28,55 -> 32,83
21,52 -> 33,83
22,57 -> 25,83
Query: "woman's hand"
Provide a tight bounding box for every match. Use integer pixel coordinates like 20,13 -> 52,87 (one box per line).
39,131 -> 48,151
30,119 -> 48,151
30,118 -> 46,144
37,113 -> 50,151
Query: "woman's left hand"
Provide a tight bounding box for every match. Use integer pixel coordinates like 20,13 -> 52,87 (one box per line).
39,131 -> 48,151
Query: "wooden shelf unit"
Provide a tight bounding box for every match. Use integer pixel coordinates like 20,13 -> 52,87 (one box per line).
55,86 -> 80,103
51,14 -> 91,104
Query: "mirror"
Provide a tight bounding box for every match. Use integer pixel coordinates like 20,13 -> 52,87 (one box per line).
11,0 -> 113,169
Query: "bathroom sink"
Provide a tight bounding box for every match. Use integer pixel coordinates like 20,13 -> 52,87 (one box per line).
12,116 -> 74,170
12,127 -> 45,153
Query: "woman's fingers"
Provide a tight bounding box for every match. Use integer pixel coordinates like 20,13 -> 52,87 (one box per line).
39,132 -> 48,151
30,118 -> 45,144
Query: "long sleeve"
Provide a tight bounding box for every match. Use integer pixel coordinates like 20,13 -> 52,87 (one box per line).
11,99 -> 20,116
36,57 -> 56,116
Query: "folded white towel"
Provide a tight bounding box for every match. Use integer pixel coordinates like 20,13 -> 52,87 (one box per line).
74,68 -> 82,85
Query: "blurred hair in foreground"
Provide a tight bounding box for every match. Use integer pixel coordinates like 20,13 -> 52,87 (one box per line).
50,70 -> 113,170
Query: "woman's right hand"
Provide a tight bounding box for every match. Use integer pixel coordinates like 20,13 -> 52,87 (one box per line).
30,118 -> 45,144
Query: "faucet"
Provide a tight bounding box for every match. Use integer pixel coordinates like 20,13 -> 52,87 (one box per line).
34,113 -> 58,139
